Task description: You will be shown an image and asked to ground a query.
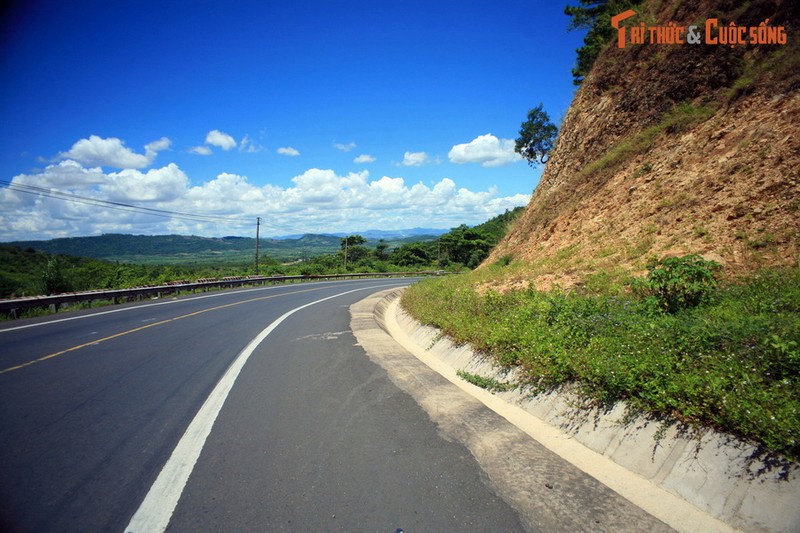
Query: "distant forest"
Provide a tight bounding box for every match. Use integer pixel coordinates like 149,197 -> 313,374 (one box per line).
0,208 -> 523,298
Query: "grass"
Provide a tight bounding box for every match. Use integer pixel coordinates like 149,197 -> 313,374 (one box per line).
581,102 -> 716,178
456,370 -> 513,392
402,264 -> 800,461
727,43 -> 800,102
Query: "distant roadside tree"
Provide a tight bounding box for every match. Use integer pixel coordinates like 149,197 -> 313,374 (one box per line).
340,235 -> 367,249
391,243 -> 431,267
438,225 -> 493,266
340,235 -> 370,267
41,257 -> 72,295
515,104 -> 558,165
375,239 -> 390,261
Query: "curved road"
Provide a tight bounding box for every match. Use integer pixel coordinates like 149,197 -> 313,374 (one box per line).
0,279 -> 526,532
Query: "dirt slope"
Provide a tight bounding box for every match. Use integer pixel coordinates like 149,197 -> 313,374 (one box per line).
486,0 -> 799,290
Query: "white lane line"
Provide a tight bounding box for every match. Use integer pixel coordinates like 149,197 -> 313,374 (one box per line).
0,279 -> 375,333
0,286 -> 281,333
124,283 -> 403,533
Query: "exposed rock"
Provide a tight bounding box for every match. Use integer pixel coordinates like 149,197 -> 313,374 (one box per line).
485,0 -> 799,285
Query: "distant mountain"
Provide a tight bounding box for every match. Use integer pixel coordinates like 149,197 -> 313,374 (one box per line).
270,228 -> 447,241
5,233 -> 343,263
344,228 -> 448,240
4,228 -> 452,264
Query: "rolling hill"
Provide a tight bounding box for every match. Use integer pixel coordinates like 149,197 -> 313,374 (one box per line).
4,230 -> 445,264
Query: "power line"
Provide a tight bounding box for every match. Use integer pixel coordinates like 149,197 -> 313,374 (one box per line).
0,179 -> 250,225
0,179 -> 317,236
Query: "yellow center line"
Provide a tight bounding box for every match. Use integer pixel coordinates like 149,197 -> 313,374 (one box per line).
0,286 -> 328,375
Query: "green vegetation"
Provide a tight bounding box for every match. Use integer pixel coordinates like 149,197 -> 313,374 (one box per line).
727,40 -> 800,102
364,207 -> 523,270
402,258 -> 800,461
456,370 -> 513,392
0,208 -> 525,298
564,0 -> 643,85
7,233 -> 346,264
631,254 -> 721,314
581,102 -> 716,178
515,104 -> 558,165
0,245 -> 253,297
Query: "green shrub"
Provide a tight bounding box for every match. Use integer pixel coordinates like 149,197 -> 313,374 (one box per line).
496,254 -> 514,267
40,258 -> 73,295
402,263 -> 800,461
632,254 -> 721,313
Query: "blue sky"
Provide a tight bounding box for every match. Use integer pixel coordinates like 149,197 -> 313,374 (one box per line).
0,0 -> 585,239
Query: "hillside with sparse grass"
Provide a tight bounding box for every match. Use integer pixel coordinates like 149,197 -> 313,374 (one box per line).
402,0 -> 800,462
485,0 -> 798,291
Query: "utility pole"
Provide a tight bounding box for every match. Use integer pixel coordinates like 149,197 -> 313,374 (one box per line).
343,236 -> 348,271
255,217 -> 261,276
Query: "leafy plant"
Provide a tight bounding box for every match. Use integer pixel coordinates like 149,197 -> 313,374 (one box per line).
457,370 -> 513,392
632,254 -> 721,313
496,254 -> 514,267
515,104 -> 558,165
564,0 -> 643,85
40,258 -> 73,295
401,264 -> 800,461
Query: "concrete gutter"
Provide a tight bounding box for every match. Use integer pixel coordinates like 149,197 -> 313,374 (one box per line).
351,288 -> 800,533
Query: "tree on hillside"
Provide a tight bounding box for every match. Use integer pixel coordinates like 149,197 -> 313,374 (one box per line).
340,234 -> 370,268
565,0 -> 641,84
438,225 -> 493,267
474,207 -> 525,242
515,104 -> 558,165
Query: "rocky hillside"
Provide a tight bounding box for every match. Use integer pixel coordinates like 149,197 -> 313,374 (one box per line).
486,0 -> 799,289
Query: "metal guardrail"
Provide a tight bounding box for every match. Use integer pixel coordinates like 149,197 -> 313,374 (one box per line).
0,271 -> 443,318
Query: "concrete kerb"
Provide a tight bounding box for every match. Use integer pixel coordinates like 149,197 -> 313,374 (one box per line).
352,287 -> 800,533
352,288 -> 678,533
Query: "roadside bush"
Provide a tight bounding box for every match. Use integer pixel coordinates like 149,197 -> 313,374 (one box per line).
467,250 -> 488,269
402,263 -> 800,461
40,258 -> 73,295
632,254 -> 721,313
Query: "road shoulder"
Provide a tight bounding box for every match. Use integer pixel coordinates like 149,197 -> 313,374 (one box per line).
351,288 -> 680,533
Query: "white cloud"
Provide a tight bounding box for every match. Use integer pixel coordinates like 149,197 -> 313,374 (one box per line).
402,151 -> 430,167
0,160 -> 191,240
239,134 -> 264,153
102,163 -> 190,202
288,168 -> 364,203
190,146 -> 213,155
448,134 -> 521,167
277,147 -> 300,157
205,130 -> 237,150
145,137 -> 171,156
58,135 -> 170,169
354,154 -> 375,164
333,141 -> 356,152
0,160 -> 530,241
10,159 -> 106,190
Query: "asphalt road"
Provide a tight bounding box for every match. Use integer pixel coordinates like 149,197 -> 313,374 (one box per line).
0,279 -> 526,532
